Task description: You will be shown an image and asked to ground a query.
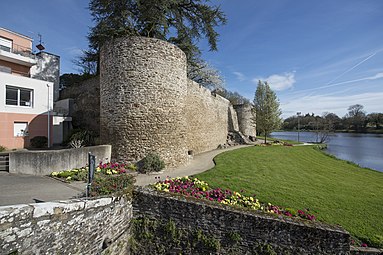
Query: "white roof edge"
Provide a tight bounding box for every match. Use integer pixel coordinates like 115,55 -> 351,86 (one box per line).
0,27 -> 33,41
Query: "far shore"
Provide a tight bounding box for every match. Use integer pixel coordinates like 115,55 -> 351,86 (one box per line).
274,129 -> 383,134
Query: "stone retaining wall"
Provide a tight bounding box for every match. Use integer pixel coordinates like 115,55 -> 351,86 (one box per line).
2,187 -> 373,254
0,197 -> 132,255
133,188 -> 351,254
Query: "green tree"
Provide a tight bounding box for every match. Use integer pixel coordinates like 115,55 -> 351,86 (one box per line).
345,104 -> 366,132
367,112 -> 383,129
253,81 -> 282,143
83,0 -> 226,78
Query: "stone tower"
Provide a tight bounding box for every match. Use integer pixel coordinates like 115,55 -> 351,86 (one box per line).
100,36 -> 188,167
234,104 -> 256,138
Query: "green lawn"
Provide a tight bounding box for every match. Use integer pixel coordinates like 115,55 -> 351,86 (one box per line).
195,146 -> 383,248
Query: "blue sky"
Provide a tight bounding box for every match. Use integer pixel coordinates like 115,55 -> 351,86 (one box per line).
1,0 -> 382,118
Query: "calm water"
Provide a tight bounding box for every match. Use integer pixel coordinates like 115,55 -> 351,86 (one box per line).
270,131 -> 383,172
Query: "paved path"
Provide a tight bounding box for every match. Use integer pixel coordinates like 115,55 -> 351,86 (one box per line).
135,145 -> 252,186
0,145 -> 251,206
0,172 -> 84,206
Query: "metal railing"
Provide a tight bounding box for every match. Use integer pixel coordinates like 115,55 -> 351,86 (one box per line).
0,43 -> 36,60
0,153 -> 9,171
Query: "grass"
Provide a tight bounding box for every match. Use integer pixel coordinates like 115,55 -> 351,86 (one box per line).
195,145 -> 383,248
265,136 -> 303,145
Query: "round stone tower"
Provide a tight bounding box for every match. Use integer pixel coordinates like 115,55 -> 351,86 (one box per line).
234,104 -> 257,138
100,36 -> 188,167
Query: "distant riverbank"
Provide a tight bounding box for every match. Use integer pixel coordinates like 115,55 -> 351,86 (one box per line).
279,129 -> 383,134
271,131 -> 383,172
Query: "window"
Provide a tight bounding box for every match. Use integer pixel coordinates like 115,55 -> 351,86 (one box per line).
6,86 -> 33,107
0,37 -> 12,52
14,122 -> 29,137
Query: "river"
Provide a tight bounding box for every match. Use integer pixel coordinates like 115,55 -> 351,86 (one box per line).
270,131 -> 383,172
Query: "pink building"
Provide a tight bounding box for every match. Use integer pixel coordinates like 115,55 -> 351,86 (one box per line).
0,27 -> 61,149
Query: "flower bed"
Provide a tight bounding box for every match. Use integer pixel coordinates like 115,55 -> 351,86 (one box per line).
50,162 -> 136,182
153,177 -> 316,221
50,162 -> 136,197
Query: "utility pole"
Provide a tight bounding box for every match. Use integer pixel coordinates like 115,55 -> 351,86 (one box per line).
297,112 -> 301,143
47,84 -> 50,148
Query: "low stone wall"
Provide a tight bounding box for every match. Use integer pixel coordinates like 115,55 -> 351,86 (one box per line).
133,188 -> 351,254
9,145 -> 111,175
0,197 -> 132,255
1,187 -> 358,254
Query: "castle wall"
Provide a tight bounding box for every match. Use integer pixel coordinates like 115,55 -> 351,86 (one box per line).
234,103 -> 256,137
228,105 -> 239,132
185,80 -> 230,155
100,37 -> 188,167
59,76 -> 100,135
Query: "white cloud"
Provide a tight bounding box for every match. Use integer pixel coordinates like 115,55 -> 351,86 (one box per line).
233,71 -> 246,81
281,92 -> 383,118
289,71 -> 383,95
64,46 -> 83,57
254,72 -> 296,91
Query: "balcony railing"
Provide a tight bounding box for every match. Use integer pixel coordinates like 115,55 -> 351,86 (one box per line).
0,43 -> 36,60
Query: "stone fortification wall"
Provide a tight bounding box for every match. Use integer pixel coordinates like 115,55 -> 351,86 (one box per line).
185,80 -> 231,155
234,103 -> 256,137
133,188 -> 351,255
228,105 -> 239,132
59,76 -> 100,135
100,36 -> 188,167
0,197 -> 132,255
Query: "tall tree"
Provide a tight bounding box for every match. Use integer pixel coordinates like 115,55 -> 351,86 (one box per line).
83,0 -> 227,80
253,80 -> 282,143
345,104 -> 366,132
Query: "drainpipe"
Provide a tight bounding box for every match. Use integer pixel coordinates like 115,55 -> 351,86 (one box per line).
47,84 -> 50,148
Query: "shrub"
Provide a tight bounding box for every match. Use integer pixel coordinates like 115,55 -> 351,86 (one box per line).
90,174 -> 135,197
0,145 -> 6,152
30,136 -> 48,148
69,129 -> 95,147
138,153 -> 165,173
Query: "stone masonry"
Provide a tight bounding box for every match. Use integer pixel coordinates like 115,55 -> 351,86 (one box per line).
234,103 -> 257,138
99,36 -> 256,167
100,36 -> 188,168
0,190 -> 354,255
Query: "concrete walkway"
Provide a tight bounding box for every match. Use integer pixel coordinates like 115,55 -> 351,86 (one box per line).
0,172 -> 85,206
0,145 -> 251,206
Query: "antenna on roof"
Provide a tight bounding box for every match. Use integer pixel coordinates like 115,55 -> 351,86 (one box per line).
36,33 -> 45,51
